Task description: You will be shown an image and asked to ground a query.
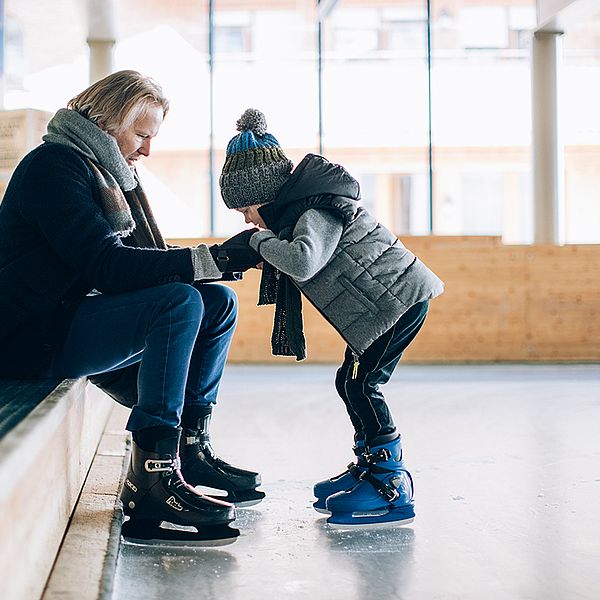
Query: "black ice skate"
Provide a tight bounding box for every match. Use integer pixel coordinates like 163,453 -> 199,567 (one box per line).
180,406 -> 265,506
120,428 -> 239,546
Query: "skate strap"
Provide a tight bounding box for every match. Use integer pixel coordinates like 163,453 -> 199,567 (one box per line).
363,447 -> 392,463
144,457 -> 181,473
352,443 -> 364,456
360,471 -> 402,502
185,434 -> 210,445
347,462 -> 361,476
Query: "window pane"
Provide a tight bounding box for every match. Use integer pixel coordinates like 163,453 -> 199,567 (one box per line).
112,1 -> 211,238
431,0 -> 536,243
321,3 -> 430,235
562,14 -> 600,244
212,1 -> 318,236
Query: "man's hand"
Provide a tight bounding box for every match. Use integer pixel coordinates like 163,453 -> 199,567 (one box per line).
209,228 -> 261,273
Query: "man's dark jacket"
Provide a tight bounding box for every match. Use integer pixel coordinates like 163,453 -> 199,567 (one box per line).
0,143 -> 196,376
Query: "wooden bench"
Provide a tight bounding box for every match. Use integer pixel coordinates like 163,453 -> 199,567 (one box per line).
0,378 -> 114,600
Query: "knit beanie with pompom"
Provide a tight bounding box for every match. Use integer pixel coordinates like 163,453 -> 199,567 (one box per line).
219,108 -> 293,209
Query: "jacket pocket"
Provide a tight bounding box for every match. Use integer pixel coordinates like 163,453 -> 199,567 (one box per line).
339,276 -> 380,314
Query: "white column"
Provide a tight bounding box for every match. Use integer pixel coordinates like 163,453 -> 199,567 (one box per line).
531,31 -> 564,245
87,0 -> 116,84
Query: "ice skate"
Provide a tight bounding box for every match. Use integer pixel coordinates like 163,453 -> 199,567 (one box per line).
121,428 -> 239,546
180,406 -> 265,507
325,436 -> 415,528
313,440 -> 367,513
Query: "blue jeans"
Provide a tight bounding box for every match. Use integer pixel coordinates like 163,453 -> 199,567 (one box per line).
46,282 -> 237,432
335,300 -> 429,445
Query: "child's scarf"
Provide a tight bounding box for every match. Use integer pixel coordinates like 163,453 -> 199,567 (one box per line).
258,227 -> 306,361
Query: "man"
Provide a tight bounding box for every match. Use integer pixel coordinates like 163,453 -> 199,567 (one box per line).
0,70 -> 262,545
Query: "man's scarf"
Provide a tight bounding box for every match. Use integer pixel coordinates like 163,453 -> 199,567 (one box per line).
43,108 -> 165,248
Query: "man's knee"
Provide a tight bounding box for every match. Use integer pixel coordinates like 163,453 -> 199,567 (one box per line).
161,282 -> 204,319
212,283 -> 238,311
197,283 -> 238,323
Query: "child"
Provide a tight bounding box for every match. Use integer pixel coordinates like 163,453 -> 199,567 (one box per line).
219,108 -> 444,527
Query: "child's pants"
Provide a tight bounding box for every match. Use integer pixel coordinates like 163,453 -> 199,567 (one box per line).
335,300 -> 429,445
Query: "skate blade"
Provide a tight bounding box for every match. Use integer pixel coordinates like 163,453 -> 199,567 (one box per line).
313,507 -> 331,515
312,501 -> 331,515
194,485 -> 265,507
326,516 -> 414,530
231,496 -> 263,508
327,508 -> 415,529
121,520 -> 240,547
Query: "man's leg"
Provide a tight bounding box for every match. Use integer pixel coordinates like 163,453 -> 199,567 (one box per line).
48,282 -> 203,431
179,283 -> 265,505
183,282 -> 238,408
48,282 -> 239,543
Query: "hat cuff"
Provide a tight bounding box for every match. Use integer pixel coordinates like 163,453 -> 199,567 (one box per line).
220,160 -> 293,209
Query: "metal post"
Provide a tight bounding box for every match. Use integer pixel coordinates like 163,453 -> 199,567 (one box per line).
532,31 -> 564,245
0,0 -> 5,110
426,0 -> 433,234
317,17 -> 323,156
209,0 -> 215,235
87,0 -> 116,83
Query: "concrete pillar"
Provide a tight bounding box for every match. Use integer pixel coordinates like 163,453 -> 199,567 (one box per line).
532,31 -> 564,245
87,0 -> 116,84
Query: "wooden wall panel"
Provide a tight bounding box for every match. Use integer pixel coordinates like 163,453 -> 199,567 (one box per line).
177,237 -> 600,363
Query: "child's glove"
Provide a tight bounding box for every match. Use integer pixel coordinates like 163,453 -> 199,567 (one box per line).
209,228 -> 261,273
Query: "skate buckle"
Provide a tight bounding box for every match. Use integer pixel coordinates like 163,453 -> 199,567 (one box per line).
381,485 -> 400,502
365,448 -> 391,463
185,434 -> 210,445
362,471 -> 401,502
144,457 -> 181,472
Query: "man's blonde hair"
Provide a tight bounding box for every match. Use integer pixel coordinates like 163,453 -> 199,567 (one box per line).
68,70 -> 169,134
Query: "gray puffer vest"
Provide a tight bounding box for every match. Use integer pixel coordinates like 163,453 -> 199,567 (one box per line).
259,153 -> 444,357
297,205 -> 444,355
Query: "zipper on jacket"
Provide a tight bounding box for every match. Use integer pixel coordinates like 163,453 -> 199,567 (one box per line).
351,352 -> 360,379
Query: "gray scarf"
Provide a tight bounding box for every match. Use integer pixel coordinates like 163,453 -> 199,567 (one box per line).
43,108 -> 137,236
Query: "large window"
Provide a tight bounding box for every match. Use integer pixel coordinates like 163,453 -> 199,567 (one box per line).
561,14 -> 600,244
1,0 -> 599,243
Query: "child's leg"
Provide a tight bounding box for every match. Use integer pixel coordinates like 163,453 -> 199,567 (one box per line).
324,300 -> 429,526
334,355 -> 365,440
344,300 -> 429,445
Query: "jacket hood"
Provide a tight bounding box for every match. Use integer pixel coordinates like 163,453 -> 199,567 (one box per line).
275,154 -> 360,206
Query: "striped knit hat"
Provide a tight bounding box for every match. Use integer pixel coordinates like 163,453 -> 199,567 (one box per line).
220,108 -> 293,209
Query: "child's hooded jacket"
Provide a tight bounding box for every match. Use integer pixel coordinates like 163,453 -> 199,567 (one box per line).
250,153 -> 444,357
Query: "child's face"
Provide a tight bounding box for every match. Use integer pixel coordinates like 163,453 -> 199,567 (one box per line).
236,204 -> 266,229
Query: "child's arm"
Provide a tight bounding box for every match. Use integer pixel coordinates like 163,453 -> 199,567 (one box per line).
249,209 -> 344,281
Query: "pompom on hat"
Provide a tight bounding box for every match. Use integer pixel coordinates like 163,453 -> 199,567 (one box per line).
220,108 -> 293,209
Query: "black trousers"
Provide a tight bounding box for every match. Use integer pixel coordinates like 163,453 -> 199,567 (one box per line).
335,300 -> 429,446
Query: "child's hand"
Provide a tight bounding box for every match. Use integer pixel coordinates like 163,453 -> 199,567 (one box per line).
209,228 -> 261,273
221,227 -> 259,247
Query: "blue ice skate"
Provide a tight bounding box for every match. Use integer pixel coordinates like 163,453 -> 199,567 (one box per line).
325,436 -> 415,528
313,440 -> 367,513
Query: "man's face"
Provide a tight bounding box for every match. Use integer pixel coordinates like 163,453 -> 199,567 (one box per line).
109,104 -> 164,166
236,204 -> 266,229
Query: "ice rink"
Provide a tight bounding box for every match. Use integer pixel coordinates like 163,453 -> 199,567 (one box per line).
112,364 -> 600,600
